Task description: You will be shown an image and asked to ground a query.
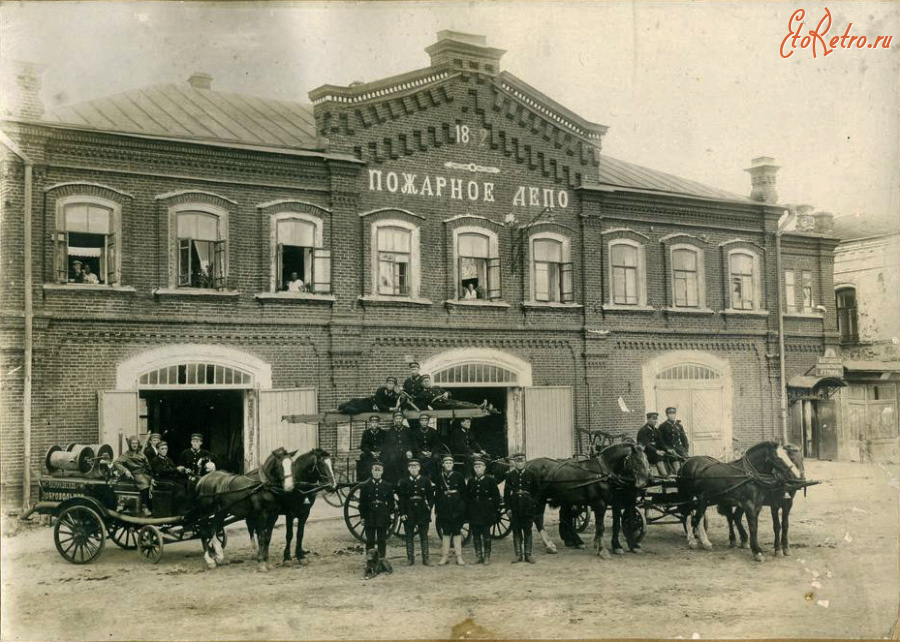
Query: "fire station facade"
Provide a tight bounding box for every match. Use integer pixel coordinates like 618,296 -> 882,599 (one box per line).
0,32 -> 840,502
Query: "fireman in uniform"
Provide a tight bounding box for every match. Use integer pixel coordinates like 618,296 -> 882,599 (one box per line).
447,417 -> 489,473
658,406 -> 690,475
115,436 -> 154,516
358,459 -> 395,566
177,433 -> 216,477
466,456 -> 501,565
504,452 -> 540,564
150,441 -> 182,482
396,458 -> 435,565
357,415 -> 386,482
636,411 -> 668,478
374,376 -> 402,412
143,432 -> 162,461
383,410 -> 410,482
435,453 -> 467,566
407,412 -> 441,479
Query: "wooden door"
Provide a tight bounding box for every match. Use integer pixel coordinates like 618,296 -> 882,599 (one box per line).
816,400 -> 838,461
654,364 -> 727,458
98,391 -> 138,455
258,388 -> 318,467
523,386 -> 573,459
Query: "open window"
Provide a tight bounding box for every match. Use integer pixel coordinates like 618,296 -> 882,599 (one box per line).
54,199 -> 119,285
727,249 -> 761,311
455,229 -> 501,300
274,215 -> 329,293
177,211 -> 226,289
374,222 -> 416,297
531,233 -> 573,303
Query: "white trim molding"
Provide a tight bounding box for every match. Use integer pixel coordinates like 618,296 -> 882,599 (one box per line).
420,347 -> 533,388
116,344 -> 272,390
607,238 -> 647,306
370,218 -> 421,298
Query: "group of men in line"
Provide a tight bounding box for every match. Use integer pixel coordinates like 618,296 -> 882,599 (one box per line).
358,451 -> 541,577
635,407 -> 690,477
112,432 -> 216,516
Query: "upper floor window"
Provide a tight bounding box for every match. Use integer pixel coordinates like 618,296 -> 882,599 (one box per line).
456,230 -> 501,300
671,246 -> 704,308
836,287 -> 859,343
785,270 -> 797,313
177,211 -> 225,289
609,240 -> 645,306
274,215 -> 330,293
728,250 -> 760,310
801,270 -> 814,312
371,219 -> 420,298
55,200 -> 119,285
531,234 -> 573,303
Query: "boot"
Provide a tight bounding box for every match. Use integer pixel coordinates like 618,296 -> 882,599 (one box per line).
452,535 -> 466,565
473,535 -> 484,564
511,530 -> 523,563
524,529 -> 536,564
421,535 -> 432,566
438,535 -> 451,565
483,537 -> 492,565
406,533 -> 415,565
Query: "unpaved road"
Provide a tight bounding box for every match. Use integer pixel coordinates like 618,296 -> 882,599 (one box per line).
2,460 -> 898,640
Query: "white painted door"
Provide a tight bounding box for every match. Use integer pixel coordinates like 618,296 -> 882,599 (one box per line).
655,380 -> 726,458
258,388 -> 318,465
523,386 -> 574,459
98,391 -> 138,456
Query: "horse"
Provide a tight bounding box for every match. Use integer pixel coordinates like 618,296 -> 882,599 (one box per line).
677,441 -> 804,562
192,448 -> 295,572
717,443 -> 805,556
527,443 -> 651,559
246,447 -> 336,566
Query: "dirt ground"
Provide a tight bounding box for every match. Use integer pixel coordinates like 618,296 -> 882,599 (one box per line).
2,460 -> 898,640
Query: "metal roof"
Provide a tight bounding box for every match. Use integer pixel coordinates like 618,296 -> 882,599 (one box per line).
46,83 -> 320,150
831,213 -> 900,241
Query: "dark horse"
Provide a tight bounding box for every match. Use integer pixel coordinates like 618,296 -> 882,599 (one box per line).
193,448 -> 295,572
527,443 -> 651,558
678,441 -> 804,562
717,443 -> 805,556
246,448 -> 336,566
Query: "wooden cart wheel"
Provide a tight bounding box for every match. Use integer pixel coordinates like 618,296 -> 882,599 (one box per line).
342,485 -> 367,543
108,521 -> 139,550
54,505 -> 107,564
632,507 -> 648,543
323,472 -> 350,508
573,504 -> 591,533
491,506 -> 512,540
137,525 -> 164,564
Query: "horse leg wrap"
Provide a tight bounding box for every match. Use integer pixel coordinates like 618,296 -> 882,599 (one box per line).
211,536 -> 226,564
697,519 -> 713,550
203,550 -> 217,569
539,529 -> 558,554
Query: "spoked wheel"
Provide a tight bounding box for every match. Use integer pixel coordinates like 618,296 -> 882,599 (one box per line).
107,521 -> 139,550
491,506 -> 512,540
54,505 -> 107,564
632,507 -> 648,543
573,504 -> 591,533
137,525 -> 164,564
323,472 -> 350,508
343,485 -> 367,543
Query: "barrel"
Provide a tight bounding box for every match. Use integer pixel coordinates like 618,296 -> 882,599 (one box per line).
45,444 -> 96,474
66,442 -> 115,464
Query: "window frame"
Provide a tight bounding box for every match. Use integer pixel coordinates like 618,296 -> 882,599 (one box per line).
608,238 -> 647,307
269,212 -> 329,294
371,219 -> 420,298
835,286 -> 859,343
453,226 -> 501,301
669,243 -> 705,309
784,269 -> 797,313
725,248 -> 763,312
529,231 -> 574,304
54,195 -> 122,286
801,270 -> 814,312
169,203 -> 229,291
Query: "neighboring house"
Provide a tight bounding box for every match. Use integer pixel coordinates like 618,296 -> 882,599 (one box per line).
832,213 -> 900,462
0,32 -> 839,504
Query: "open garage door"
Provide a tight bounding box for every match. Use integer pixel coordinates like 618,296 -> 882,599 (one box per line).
258,388 -> 318,466
523,386 -> 573,459
98,391 -> 138,455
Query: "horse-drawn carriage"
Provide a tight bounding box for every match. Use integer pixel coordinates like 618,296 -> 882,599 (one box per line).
24,444 -> 229,565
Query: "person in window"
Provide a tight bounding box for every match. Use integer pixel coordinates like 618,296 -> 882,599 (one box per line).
286,271 -> 306,293
462,283 -> 482,300
70,260 -> 85,283
82,264 -> 100,284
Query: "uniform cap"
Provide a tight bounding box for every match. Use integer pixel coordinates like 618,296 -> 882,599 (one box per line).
392,410 -> 405,419
386,376 -> 398,384
665,407 -> 677,414
646,412 -> 659,419
371,460 -> 384,469
368,414 -> 381,422
407,458 -> 421,466
148,433 -> 162,439
472,455 -> 486,465
441,454 -> 455,463
158,441 -> 168,448
72,260 -> 83,266
408,361 -> 420,368
190,433 -> 203,440
418,413 -> 431,421
510,452 -> 526,460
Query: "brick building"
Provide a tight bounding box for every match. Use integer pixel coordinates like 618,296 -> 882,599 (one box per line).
1,32 -> 840,504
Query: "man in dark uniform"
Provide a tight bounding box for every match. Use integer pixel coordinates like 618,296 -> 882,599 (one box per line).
448,417 -> 489,472
658,407 -> 690,475
408,412 -> 441,479
373,377 -> 402,412
435,453 -> 467,565
466,456 -> 501,565
396,458 -> 435,565
382,411 -> 409,482
402,361 -> 425,400
150,441 -> 182,481
358,459 -> 395,569
415,375 -> 492,413
115,436 -> 154,516
504,452 -> 540,564
357,415 -> 385,482
178,433 -> 216,477
636,412 -> 668,478
143,432 -> 162,461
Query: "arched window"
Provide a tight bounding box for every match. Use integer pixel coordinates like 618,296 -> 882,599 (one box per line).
272,214 -> 329,293
177,210 -> 225,289
54,197 -> 120,285
372,219 -> 420,297
835,287 -> 859,343
609,239 -> 646,306
531,233 -> 573,303
727,249 -> 761,310
671,245 -> 705,308
455,228 -> 501,300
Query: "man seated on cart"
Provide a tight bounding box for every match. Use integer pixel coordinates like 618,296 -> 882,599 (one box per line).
374,377 -> 403,412
636,411 -> 669,478
407,412 -> 442,479
657,407 -> 690,475
357,415 -> 386,482
178,433 -> 217,478
447,417 -> 490,475
414,375 -> 495,413
382,410 -> 410,482
114,436 -> 154,516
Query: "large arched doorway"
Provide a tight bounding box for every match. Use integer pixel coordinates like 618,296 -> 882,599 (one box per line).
642,351 -> 733,459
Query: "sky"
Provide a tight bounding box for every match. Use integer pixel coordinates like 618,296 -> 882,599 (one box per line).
1,1 -> 898,222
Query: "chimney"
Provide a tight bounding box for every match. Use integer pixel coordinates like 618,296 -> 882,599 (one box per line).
794,204 -> 816,231
745,156 -> 780,204
187,72 -> 213,90
813,211 -> 834,234
0,60 -> 46,120
425,31 -> 505,75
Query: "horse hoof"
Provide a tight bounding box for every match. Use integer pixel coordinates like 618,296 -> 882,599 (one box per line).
782,548 -> 790,557
701,542 -> 713,551
575,544 -> 586,550
545,547 -> 558,555
217,557 -> 229,566
753,553 -> 764,563
613,548 -> 625,556
728,541 -> 737,548
688,540 -> 697,550
298,558 -> 309,566
598,549 -> 611,560
630,547 -> 644,555
206,561 -> 217,570
739,542 -> 748,549
257,563 -> 269,573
